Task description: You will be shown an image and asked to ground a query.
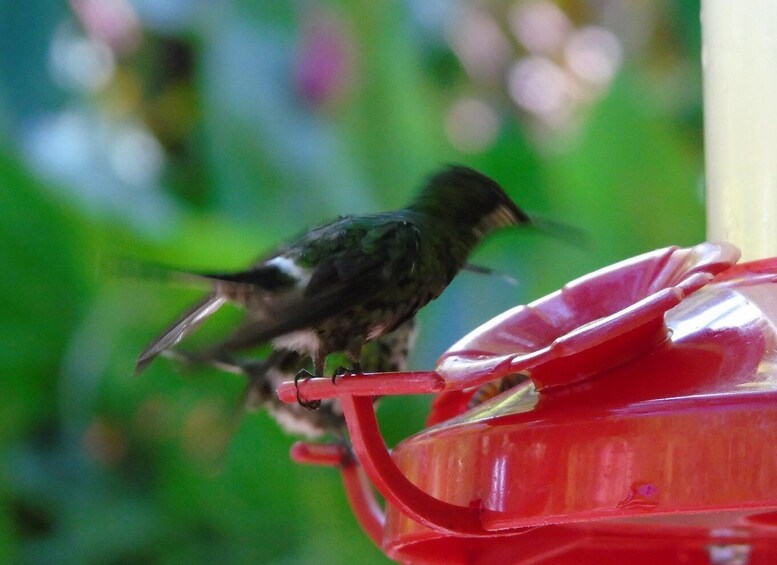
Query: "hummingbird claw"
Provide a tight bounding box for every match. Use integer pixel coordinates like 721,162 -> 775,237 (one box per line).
330,362 -> 364,384
331,365 -> 348,384
294,369 -> 321,410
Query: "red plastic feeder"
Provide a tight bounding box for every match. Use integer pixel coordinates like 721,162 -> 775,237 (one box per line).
279,242 -> 777,563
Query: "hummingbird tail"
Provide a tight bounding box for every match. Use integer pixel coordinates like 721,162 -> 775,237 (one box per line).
135,294 -> 227,375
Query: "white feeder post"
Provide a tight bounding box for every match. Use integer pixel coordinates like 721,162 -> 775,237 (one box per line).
702,1 -> 777,261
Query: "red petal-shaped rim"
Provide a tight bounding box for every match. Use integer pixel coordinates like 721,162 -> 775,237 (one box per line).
436,242 -> 740,391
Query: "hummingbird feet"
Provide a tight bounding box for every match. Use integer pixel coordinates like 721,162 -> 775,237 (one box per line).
331,361 -> 363,385
294,369 -> 321,410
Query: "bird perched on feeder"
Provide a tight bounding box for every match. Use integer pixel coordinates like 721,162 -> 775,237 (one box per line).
165,319 -> 417,437
135,165 -> 534,404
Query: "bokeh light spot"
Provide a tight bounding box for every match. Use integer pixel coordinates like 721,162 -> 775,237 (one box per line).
445,97 -> 500,154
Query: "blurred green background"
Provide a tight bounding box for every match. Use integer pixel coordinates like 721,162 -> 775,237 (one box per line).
0,1 -> 704,563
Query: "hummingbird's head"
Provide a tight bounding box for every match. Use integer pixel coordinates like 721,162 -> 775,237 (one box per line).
410,166 -> 530,238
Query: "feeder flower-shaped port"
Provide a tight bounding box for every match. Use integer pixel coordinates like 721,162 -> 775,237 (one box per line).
428,242 -> 740,422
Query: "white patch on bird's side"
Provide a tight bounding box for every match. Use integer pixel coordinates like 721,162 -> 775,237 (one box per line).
271,329 -> 320,355
266,255 -> 311,286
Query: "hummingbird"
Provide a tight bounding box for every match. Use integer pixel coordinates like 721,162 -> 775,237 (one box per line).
164,319 -> 417,438
135,165 -> 532,402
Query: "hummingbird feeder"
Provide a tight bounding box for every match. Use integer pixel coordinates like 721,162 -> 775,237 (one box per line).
281,242 -> 777,562
277,2 -> 777,562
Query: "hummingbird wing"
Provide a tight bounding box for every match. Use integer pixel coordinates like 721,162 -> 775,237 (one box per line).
136,216 -> 421,369
134,258 -> 303,375
135,293 -> 228,375
134,258 -> 304,374
207,217 -> 422,355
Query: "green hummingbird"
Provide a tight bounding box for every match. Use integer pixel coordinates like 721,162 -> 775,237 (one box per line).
135,165 -> 532,400
164,319 -> 417,437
